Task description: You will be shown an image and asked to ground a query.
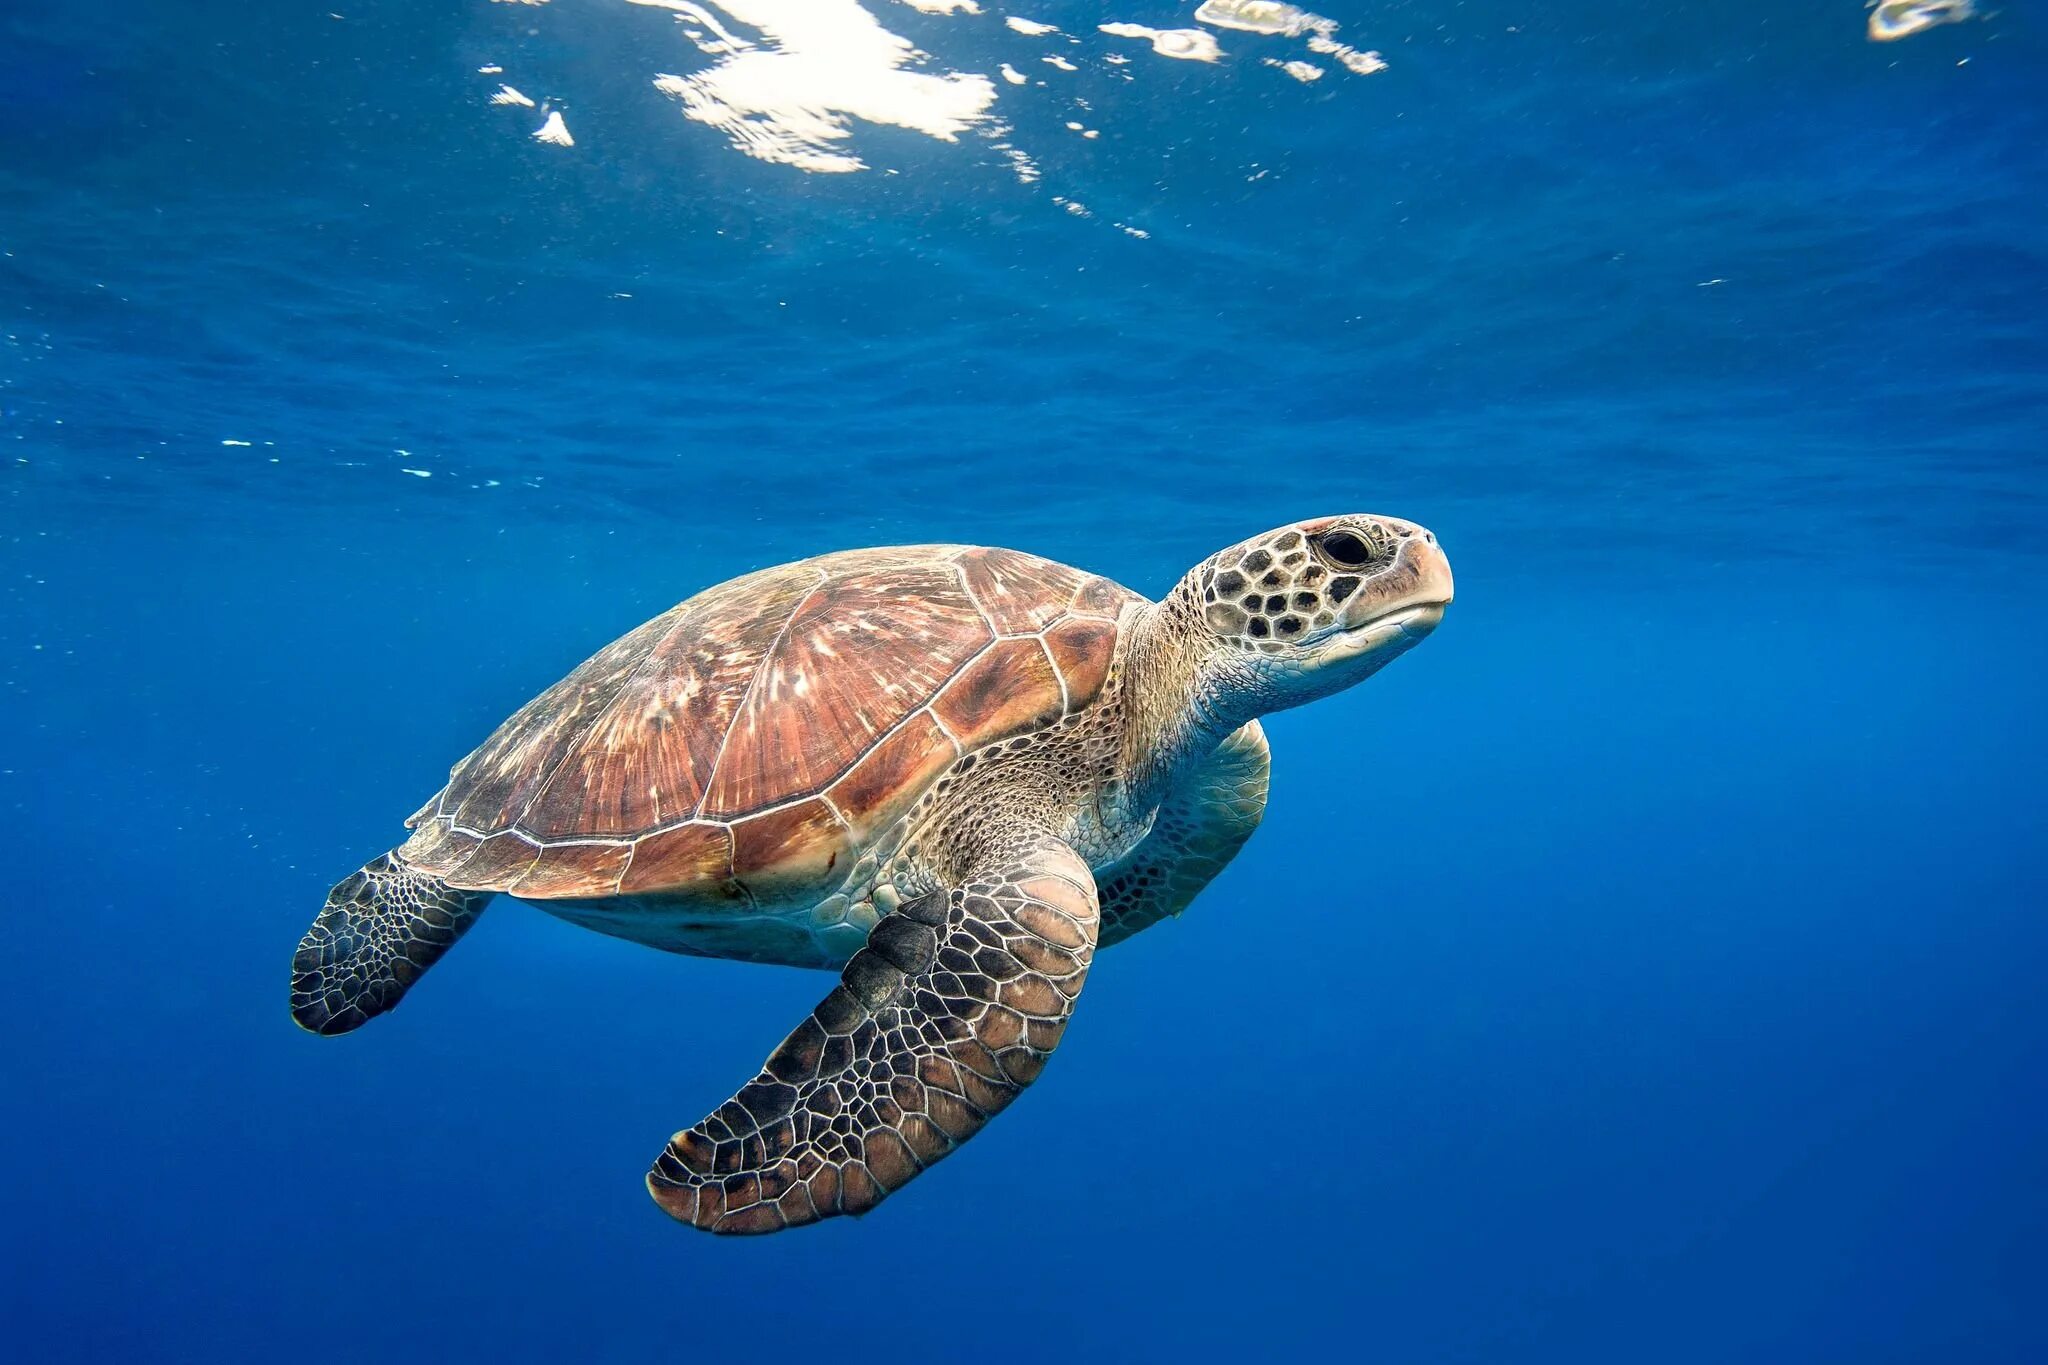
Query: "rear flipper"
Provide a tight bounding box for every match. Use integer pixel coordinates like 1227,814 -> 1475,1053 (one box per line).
291,853 -> 492,1035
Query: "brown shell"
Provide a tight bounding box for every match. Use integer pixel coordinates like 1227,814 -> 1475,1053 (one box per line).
398,545 -> 1140,903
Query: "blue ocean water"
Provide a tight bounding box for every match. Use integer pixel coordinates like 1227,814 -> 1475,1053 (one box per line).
4,0 -> 2045,1359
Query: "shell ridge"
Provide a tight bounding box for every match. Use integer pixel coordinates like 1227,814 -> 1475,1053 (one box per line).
809,644 -> 992,800
691,569 -> 832,821
1034,628 -> 1074,716
950,557 -> 1004,640
927,707 -> 965,754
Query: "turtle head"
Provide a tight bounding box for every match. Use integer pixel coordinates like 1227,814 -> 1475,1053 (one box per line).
1180,514 -> 1454,714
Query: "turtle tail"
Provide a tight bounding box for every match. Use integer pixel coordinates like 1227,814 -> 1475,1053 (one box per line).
290,852 -> 492,1036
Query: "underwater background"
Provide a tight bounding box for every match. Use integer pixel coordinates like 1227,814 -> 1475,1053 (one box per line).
4,0 -> 2045,1360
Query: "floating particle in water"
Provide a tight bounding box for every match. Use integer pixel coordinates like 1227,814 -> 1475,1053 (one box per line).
1867,0 -> 1975,41
490,84 -> 536,107
401,468 -> 433,478
1099,23 -> 1222,62
478,64 -> 504,74
221,438 -> 252,447
1043,54 -> 1077,71
1005,17 -> 1058,36
1264,57 -> 1323,82
532,110 -> 575,145
999,62 -> 1027,85
898,0 -> 979,11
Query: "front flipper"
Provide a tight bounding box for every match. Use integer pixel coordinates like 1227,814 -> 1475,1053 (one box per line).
649,834 -> 1099,1234
1099,720 -> 1269,947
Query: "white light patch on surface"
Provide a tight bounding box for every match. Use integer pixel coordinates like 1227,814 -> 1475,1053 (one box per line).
1100,22 -> 1221,62
1867,0 -> 1975,41
1194,0 -> 1312,36
1265,57 -> 1321,81
464,0 -> 1380,235
1306,34 -> 1384,75
991,139 -> 1040,183
1195,0 -> 1385,76
636,0 -> 998,174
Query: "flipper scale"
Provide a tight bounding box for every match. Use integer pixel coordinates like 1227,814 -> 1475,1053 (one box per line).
290,853 -> 491,1035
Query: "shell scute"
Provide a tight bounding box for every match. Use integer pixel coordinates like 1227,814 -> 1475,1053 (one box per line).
1042,616 -> 1119,710
958,546 -> 1087,634
444,831 -> 543,890
512,842 -> 632,899
619,822 -> 732,895
1071,574 -> 1136,620
449,563 -> 821,838
828,710 -> 960,841
731,799 -> 851,895
930,637 -> 1065,752
443,609 -> 682,837
399,812 -> 474,872
699,562 -> 986,820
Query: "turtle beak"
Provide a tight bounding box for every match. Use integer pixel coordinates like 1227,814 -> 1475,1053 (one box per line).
1334,522 -> 1454,641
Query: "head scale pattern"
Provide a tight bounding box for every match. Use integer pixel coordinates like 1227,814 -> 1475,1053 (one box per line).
1195,518 -> 1414,652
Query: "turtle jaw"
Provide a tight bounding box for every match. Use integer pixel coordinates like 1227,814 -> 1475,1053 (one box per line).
1324,599 -> 1446,655
1313,532 -> 1454,663
1306,600 -> 1445,672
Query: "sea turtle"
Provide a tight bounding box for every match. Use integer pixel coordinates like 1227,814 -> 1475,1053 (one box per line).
291,515 -> 1454,1234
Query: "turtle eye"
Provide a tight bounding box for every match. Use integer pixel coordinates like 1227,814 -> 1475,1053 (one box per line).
1312,528 -> 1382,570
